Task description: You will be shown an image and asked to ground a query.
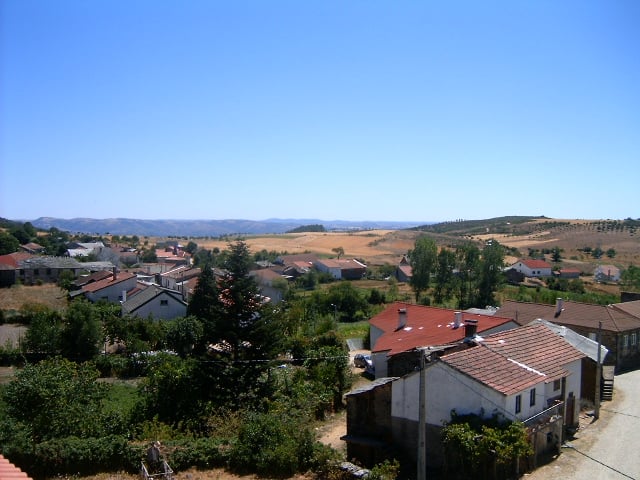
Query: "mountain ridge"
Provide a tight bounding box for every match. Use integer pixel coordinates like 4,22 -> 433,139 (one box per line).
29,217 -> 427,237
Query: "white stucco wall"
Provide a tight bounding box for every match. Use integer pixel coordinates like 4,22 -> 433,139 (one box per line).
131,294 -> 187,320
86,277 -> 137,303
391,362 -> 551,426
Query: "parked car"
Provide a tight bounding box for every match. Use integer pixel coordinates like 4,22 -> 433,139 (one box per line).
353,353 -> 371,368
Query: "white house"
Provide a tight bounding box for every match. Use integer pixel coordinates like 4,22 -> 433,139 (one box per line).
510,258 -> 553,278
594,264 -> 621,282
121,285 -> 188,320
81,269 -> 138,303
314,258 -> 367,280
343,323 -> 585,472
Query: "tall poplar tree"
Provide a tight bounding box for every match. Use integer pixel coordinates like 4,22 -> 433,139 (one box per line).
409,236 -> 438,303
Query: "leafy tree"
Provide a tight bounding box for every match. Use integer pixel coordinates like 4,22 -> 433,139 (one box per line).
433,248 -> 457,304
476,240 -> 505,308
606,248 -> 616,259
57,269 -> 76,291
9,226 -> 31,245
551,246 -> 562,262
141,247 -> 157,263
0,231 -> 20,254
409,236 -> 438,302
592,247 -> 604,259
59,300 -> 102,360
185,241 -> 198,254
621,265 -> 640,291
2,358 -> 108,441
454,242 -> 481,309
166,316 -> 204,357
331,246 -> 344,259
325,281 -> 368,321
22,309 -> 63,354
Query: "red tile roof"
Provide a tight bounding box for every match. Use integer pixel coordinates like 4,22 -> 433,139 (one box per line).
0,455 -> 32,480
370,302 -> 516,355
478,323 -> 586,383
441,344 -> 546,395
497,299 -> 640,332
81,271 -> 136,293
517,258 -> 552,269
0,252 -> 34,268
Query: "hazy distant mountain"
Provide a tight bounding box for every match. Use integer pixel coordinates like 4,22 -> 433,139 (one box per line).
30,217 -> 426,237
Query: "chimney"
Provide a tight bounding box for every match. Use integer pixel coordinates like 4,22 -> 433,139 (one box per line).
555,298 -> 564,317
397,308 -> 407,330
112,266 -> 117,281
453,311 -> 463,329
464,319 -> 478,338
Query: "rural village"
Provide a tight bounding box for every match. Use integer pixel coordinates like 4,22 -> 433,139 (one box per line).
1,217 -> 640,480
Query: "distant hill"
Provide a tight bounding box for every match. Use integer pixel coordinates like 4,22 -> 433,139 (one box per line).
29,217 -> 426,237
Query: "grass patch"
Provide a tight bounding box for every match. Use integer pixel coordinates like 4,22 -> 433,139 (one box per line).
101,381 -> 141,418
337,320 -> 369,340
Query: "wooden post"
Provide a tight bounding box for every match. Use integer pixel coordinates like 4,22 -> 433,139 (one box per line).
594,321 -> 603,419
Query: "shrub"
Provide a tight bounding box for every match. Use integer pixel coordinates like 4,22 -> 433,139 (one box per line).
30,435 -> 138,476
228,410 -> 322,477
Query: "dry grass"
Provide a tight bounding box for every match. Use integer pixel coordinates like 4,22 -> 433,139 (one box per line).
0,283 -> 68,313
194,230 -> 419,266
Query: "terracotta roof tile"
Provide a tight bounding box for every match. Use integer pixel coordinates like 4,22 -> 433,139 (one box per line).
441,344 -> 545,395
479,323 -> 586,382
370,302 -> 516,355
0,455 -> 32,480
497,299 -> 640,332
81,271 -> 136,293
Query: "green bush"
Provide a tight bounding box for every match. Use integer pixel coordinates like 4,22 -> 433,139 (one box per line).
228,410 -> 322,477
30,435 -> 138,476
165,437 -> 230,470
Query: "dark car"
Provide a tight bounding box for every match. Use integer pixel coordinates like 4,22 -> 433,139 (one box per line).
353,353 -> 371,368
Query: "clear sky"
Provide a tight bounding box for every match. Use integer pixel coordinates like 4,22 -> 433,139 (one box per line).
1,1 -> 638,223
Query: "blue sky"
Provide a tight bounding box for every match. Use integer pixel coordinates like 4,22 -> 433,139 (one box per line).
1,1 -> 638,223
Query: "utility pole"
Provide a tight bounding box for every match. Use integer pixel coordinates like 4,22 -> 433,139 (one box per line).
594,321 -> 603,419
417,349 -> 427,480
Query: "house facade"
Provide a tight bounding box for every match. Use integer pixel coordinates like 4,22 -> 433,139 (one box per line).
81,270 -> 138,303
510,258 -> 553,278
594,264 -> 621,282
314,258 -> 367,280
344,324 -> 584,473
121,285 -> 188,320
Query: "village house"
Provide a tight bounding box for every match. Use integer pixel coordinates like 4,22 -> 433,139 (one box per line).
594,264 -> 621,282
250,268 -> 286,303
121,285 -> 188,320
77,268 -> 138,304
20,242 -> 45,254
343,324 -> 586,474
159,265 -> 201,291
510,258 -> 553,278
314,258 -> 367,280
554,267 -> 581,279
496,298 -> 640,373
16,256 -> 114,285
395,255 -> 412,283
368,302 -> 519,379
529,318 -> 609,403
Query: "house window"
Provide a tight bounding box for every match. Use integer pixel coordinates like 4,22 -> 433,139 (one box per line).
631,333 -> 637,346
588,332 -> 597,341
34,269 -> 39,275
530,388 -> 536,407
160,300 -> 168,306
515,395 -> 522,414
46,268 -> 52,275
553,379 -> 561,391
623,335 -> 629,348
